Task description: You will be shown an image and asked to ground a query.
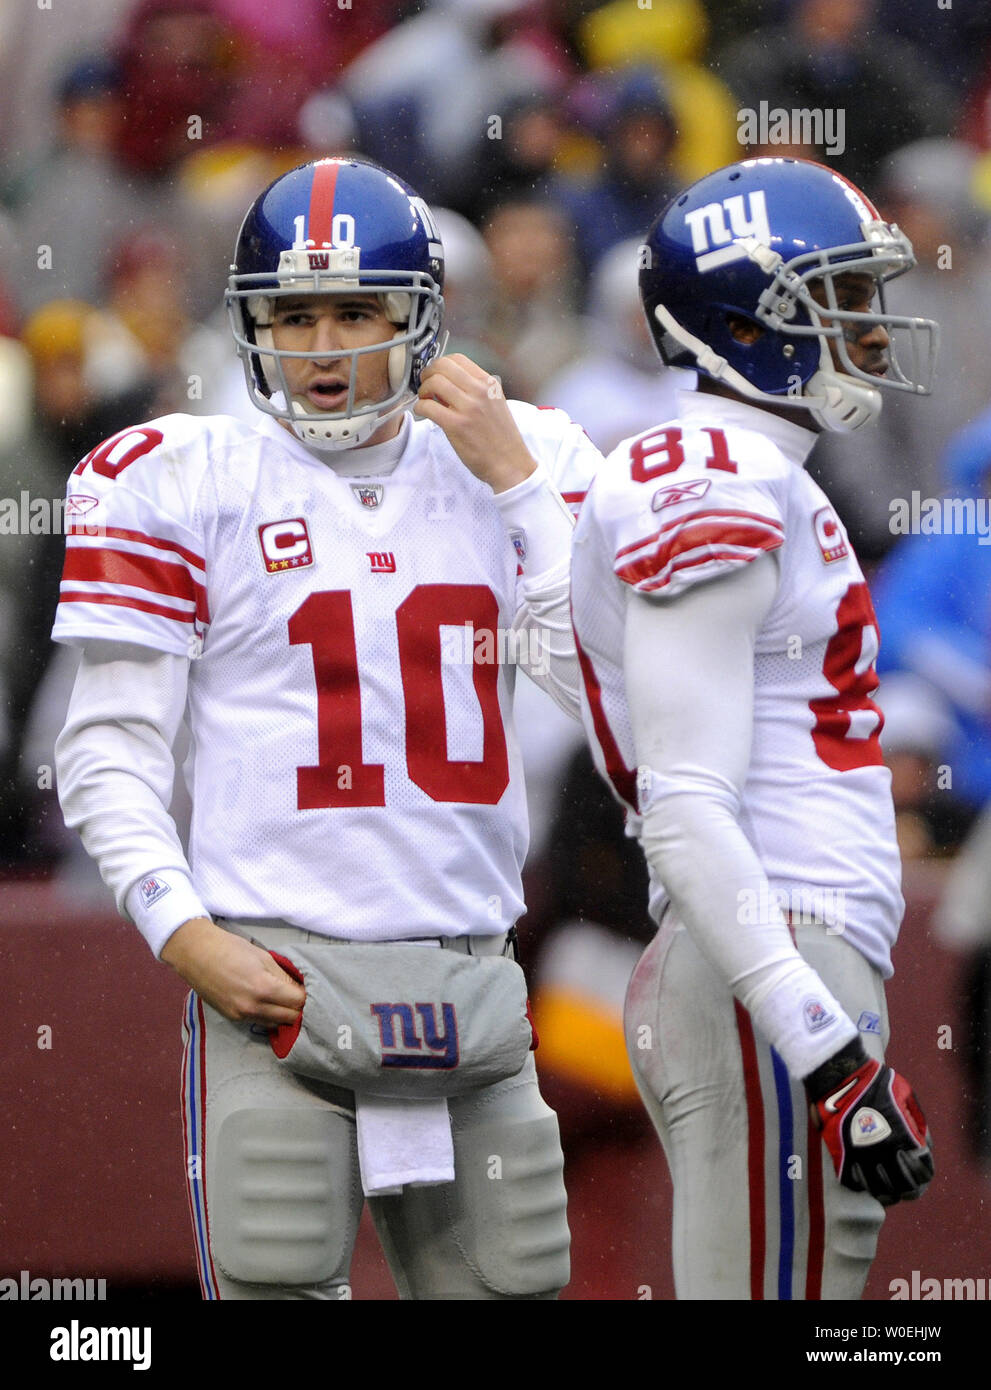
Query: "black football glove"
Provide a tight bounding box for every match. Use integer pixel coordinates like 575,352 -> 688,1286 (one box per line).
805,1044 -> 933,1206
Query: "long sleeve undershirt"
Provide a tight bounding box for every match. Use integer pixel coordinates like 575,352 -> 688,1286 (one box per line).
624,552 -> 858,1079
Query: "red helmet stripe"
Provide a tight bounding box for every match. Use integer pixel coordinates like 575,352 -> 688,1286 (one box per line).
803,158 -> 882,220
308,159 -> 340,247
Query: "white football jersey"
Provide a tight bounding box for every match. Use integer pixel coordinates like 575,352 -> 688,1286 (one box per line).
52,404 -> 601,940
571,391 -> 903,976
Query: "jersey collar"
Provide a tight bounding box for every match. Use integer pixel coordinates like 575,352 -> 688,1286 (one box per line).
676,389 -> 818,468
252,408 -> 411,477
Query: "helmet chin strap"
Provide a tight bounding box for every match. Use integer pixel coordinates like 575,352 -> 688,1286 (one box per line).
287,389 -> 411,451
804,340 -> 881,433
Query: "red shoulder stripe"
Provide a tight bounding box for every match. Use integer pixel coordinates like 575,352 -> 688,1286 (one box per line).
617,520 -> 783,587
62,547 -> 210,623
69,526 -> 206,571
615,509 -> 783,561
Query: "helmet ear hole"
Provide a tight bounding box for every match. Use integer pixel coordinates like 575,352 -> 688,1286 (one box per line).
725,313 -> 763,345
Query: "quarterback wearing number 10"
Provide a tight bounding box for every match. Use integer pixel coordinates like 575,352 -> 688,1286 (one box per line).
52,158 -> 602,1299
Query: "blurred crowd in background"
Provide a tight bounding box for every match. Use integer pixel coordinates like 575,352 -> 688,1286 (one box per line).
4,0 -> 991,1178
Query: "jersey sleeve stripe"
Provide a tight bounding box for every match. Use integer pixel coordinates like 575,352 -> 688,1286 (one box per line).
58,589 -> 199,625
60,579 -> 194,613
86,525 -> 206,573
62,547 -> 210,622
630,543 -> 781,593
615,509 -> 784,561
616,520 -> 784,588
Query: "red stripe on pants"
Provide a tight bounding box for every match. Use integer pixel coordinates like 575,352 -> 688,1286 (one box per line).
805,1110 -> 825,1299
735,1000 -> 766,1300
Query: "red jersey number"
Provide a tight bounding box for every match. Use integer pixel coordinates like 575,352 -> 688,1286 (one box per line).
290,584 -> 510,810
810,583 -> 884,772
72,427 -> 164,481
630,426 -> 738,483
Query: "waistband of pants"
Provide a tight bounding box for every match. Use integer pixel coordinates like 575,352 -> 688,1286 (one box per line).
216,917 -> 517,959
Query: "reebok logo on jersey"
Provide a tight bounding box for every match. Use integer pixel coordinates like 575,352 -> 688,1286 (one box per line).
651,478 -> 711,512
803,997 -> 835,1033
370,1002 -> 459,1069
858,1011 -> 881,1035
367,551 -> 396,573
139,876 -> 171,908
814,506 -> 848,564
258,518 -> 314,574
65,495 -> 99,516
352,484 -> 383,509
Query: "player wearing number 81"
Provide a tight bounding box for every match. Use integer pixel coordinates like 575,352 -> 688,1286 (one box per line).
51,158 -> 602,1299
570,157 -> 935,1299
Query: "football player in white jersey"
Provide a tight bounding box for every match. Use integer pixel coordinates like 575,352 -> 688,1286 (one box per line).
52,157 -> 603,1299
571,157 -> 936,1300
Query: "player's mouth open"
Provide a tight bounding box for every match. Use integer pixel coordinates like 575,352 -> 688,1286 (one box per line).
306,381 -> 349,409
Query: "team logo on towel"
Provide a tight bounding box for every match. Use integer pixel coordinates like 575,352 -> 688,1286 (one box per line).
370,1002 -> 460,1069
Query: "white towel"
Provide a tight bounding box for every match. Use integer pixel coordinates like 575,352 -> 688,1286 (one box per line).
356,1094 -> 455,1196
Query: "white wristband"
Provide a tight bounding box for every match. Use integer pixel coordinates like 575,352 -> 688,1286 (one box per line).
492,465 -> 574,580
125,868 -> 211,959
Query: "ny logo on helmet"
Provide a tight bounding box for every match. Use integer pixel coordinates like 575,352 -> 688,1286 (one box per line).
684,191 -> 771,273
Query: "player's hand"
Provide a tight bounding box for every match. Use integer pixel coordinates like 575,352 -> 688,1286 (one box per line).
160,916 -> 306,1026
415,353 -> 537,493
807,1055 -> 933,1206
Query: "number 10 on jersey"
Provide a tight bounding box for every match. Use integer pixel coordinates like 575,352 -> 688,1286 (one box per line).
288,584 -> 511,809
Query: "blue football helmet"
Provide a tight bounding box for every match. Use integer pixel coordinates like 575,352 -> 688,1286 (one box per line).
227,157 -> 445,449
639,157 -> 939,431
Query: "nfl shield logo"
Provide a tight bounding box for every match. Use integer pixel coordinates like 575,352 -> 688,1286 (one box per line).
352,484 -> 383,509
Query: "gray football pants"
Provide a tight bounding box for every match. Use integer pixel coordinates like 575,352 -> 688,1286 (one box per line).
625,913 -> 889,1300
180,922 -> 571,1300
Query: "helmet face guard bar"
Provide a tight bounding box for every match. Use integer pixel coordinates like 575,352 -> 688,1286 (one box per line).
225,267 -> 444,449
752,228 -> 939,398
